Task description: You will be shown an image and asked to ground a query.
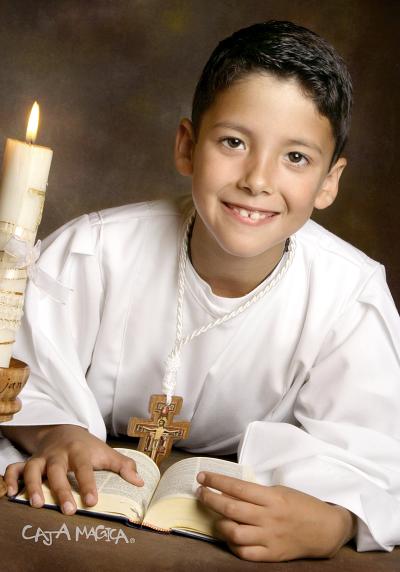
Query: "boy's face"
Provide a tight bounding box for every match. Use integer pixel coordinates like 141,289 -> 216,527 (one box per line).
175,73 -> 346,261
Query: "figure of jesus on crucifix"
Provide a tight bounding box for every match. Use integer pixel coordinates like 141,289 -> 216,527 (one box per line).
135,417 -> 182,461
127,394 -> 190,466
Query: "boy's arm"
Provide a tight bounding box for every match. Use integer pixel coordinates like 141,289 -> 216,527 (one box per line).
237,266 -> 400,555
196,471 -> 356,562
0,214 -> 144,512
2,424 -> 144,513
2,425 -> 56,454
0,214 -> 107,474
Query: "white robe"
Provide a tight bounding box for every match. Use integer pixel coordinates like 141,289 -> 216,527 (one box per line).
1,196 -> 400,552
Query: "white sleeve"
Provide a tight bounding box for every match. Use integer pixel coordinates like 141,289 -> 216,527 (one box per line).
0,213 -> 107,474
239,266 -> 400,552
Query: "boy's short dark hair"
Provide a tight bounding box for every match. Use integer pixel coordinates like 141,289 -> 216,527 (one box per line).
192,21 -> 353,166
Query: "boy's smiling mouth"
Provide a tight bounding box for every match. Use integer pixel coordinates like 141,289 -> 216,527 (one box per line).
222,201 -> 279,224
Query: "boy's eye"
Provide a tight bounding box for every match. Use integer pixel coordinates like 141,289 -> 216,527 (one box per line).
221,137 -> 245,150
287,151 -> 309,166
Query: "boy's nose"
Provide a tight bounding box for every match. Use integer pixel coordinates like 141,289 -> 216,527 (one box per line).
238,156 -> 275,195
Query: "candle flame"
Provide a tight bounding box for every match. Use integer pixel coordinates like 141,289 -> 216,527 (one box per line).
26,101 -> 40,144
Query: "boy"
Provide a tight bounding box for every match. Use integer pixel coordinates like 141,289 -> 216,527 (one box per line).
1,21 -> 400,562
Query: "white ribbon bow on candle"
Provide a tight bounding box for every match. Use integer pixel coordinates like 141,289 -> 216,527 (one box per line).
4,235 -> 71,304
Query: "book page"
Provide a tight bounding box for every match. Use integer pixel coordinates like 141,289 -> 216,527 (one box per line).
99,448 -> 160,500
149,456 -> 255,507
15,447 -> 160,522
81,448 -> 160,519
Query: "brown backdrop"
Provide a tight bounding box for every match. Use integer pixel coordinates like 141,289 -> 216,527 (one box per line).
0,0 -> 399,306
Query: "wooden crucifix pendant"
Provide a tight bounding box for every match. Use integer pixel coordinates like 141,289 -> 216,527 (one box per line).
127,394 -> 190,467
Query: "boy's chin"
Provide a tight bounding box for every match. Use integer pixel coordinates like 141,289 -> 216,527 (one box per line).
215,236 -> 286,261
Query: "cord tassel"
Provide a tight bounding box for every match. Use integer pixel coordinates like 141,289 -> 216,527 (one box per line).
162,351 -> 181,404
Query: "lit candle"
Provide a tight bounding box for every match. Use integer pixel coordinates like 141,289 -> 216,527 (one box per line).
0,102 -> 53,248
0,102 -> 53,367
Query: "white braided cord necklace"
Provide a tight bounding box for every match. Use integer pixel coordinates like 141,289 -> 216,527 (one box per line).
161,210 -> 296,404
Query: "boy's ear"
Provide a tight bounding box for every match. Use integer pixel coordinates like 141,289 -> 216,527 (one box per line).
174,118 -> 196,176
314,157 -> 347,210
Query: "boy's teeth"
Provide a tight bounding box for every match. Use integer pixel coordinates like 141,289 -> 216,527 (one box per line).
234,207 -> 266,220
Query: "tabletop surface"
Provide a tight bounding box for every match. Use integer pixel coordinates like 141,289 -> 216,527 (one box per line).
1,440 -> 399,572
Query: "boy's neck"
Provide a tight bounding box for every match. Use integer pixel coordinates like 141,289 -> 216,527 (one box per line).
189,217 -> 287,298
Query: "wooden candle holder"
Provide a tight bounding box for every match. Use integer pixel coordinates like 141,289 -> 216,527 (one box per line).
0,357 -> 30,496
0,358 -> 30,422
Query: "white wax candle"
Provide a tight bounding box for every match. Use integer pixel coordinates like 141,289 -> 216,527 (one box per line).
0,138 -> 53,249
0,103 -> 53,367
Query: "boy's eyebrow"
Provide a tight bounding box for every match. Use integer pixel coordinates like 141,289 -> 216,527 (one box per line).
286,139 -> 323,155
212,122 -> 253,137
212,122 -> 323,156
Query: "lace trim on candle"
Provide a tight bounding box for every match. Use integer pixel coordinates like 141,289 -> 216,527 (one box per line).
0,267 -> 28,280
3,236 -> 72,304
0,221 -> 35,243
0,292 -> 24,309
0,304 -> 23,321
0,318 -> 21,331
0,252 -> 17,263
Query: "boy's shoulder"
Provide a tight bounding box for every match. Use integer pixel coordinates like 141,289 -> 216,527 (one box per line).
297,219 -> 381,275
96,195 -> 193,228
41,196 -> 193,260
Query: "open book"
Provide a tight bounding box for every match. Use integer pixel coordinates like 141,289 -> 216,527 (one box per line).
14,447 -> 257,542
